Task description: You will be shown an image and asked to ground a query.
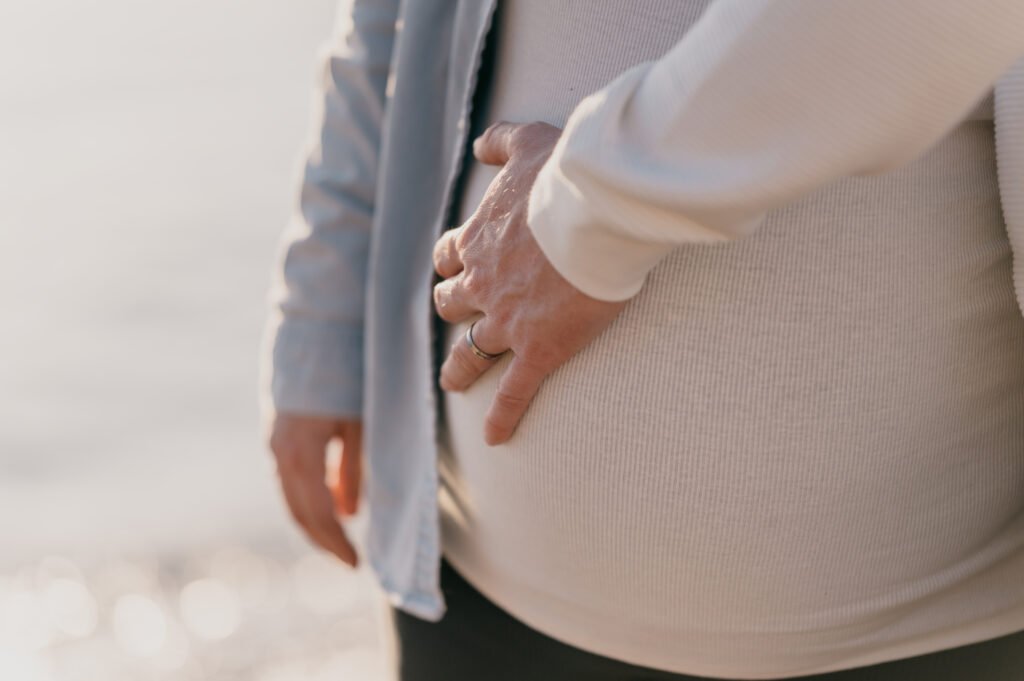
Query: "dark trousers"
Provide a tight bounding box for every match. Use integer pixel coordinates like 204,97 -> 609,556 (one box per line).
385,556 -> 1024,681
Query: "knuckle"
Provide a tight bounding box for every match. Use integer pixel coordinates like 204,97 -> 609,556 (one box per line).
518,340 -> 554,368
494,388 -> 528,410
510,122 -> 543,150
511,122 -> 532,141
507,129 -> 526,153
488,307 -> 512,331
526,120 -> 557,140
453,225 -> 473,253
513,122 -> 557,156
463,272 -> 491,301
484,120 -> 506,141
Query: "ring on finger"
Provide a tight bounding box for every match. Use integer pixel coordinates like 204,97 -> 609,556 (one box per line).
465,320 -> 507,361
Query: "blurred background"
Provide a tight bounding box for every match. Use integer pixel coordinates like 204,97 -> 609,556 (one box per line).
0,1 -> 389,679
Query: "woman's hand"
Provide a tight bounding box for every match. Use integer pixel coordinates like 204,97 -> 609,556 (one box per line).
268,413 -> 363,566
432,121 -> 628,445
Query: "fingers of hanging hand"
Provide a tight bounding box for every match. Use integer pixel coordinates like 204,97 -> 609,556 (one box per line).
330,421 -> 363,517
295,461 -> 359,567
271,430 -> 358,567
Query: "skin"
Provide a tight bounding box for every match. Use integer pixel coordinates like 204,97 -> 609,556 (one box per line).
433,120 -> 627,445
269,120 -> 628,565
268,413 -> 362,566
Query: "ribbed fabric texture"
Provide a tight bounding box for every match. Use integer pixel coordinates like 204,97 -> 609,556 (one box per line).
436,1 -> 1024,679
996,60 -> 1024,315
523,0 -> 1024,303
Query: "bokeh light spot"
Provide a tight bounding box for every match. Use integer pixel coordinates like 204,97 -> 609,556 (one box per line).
112,594 -> 166,657
42,579 -> 98,638
0,589 -> 54,651
179,578 -> 241,641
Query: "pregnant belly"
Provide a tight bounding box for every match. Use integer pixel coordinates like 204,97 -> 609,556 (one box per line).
438,131 -> 1024,633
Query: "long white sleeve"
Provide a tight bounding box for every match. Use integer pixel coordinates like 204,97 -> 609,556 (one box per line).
525,0 -> 1024,302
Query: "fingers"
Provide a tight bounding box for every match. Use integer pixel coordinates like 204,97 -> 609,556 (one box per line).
278,471 -> 316,536
439,316 -> 506,392
294,460 -> 359,567
473,120 -> 561,166
270,419 -> 358,567
472,121 -> 520,166
484,357 -> 546,445
433,274 -> 478,323
279,469 -> 356,566
432,228 -> 463,278
332,421 -> 363,517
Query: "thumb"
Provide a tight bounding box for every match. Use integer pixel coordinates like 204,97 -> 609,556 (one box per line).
333,420 -> 363,516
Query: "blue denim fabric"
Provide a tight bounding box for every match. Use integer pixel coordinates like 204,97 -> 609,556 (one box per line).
264,0 -> 498,620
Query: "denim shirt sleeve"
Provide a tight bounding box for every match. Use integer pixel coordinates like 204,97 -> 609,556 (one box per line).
262,0 -> 401,419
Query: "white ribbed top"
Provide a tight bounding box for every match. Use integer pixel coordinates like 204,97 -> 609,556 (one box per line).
438,2 -> 1024,678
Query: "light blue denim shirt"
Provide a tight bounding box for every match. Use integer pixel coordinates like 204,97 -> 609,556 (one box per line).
262,0 -> 1024,622
263,0 -> 499,620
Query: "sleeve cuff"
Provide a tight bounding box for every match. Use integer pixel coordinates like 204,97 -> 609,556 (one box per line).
262,316 -> 364,419
526,155 -> 675,303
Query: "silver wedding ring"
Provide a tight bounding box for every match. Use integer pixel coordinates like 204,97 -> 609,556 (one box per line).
465,320 -> 507,361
